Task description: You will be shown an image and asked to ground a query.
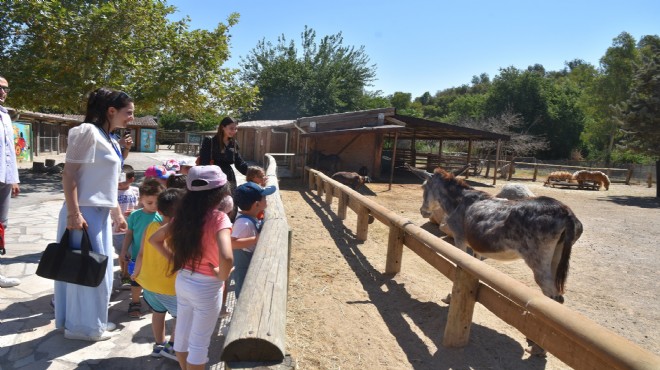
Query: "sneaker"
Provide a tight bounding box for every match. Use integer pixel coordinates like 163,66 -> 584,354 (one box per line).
105,322 -> 117,332
151,343 -> 165,358
64,329 -> 114,342
0,274 -> 20,288
160,342 -> 177,361
121,277 -> 132,290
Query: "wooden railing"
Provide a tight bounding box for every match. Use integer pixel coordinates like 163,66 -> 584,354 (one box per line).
221,155 -> 291,364
305,167 -> 660,370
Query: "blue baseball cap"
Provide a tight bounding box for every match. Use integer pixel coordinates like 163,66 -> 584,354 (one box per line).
234,182 -> 276,210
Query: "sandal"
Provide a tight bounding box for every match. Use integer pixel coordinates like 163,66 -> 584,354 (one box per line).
128,302 -> 142,318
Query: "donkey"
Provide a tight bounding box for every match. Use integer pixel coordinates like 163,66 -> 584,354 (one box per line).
420,168 -> 583,304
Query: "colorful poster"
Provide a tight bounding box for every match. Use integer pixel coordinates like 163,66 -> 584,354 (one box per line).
140,128 -> 156,153
12,121 -> 32,163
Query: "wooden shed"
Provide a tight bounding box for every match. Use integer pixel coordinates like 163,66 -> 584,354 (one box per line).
9,109 -> 159,156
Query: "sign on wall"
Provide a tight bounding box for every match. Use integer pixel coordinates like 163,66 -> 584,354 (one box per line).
12,121 -> 32,163
140,128 -> 157,153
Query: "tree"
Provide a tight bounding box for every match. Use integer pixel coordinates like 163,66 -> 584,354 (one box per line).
0,0 -> 257,117
581,32 -> 639,165
484,66 -> 586,159
240,26 -> 377,119
617,40 -> 660,196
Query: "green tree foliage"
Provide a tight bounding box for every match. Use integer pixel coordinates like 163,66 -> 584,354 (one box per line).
240,26 -> 376,119
0,0 -> 257,117
581,32 -> 639,164
618,40 -> 660,158
484,66 -> 585,159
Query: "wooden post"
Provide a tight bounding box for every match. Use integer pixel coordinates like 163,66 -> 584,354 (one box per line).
507,159 -> 515,180
465,140 -> 473,179
316,176 -> 324,197
324,181 -> 333,205
356,205 -> 370,242
308,169 -> 315,191
337,192 -> 348,220
533,164 -> 539,182
626,168 -> 633,185
385,226 -> 404,274
388,131 -> 398,191
493,140 -> 502,185
442,267 -> 480,347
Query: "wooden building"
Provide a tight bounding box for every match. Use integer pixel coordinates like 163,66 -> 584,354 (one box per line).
7,108 -> 159,157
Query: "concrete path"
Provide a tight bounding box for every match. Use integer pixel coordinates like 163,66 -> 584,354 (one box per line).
1,148 -> 238,369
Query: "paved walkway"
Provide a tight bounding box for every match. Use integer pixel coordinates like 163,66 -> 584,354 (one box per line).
1,148 -> 238,369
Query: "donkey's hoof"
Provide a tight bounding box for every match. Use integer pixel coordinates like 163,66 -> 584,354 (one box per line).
441,293 -> 452,304
553,295 -> 565,304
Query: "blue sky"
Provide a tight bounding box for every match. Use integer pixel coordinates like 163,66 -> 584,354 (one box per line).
168,0 -> 659,98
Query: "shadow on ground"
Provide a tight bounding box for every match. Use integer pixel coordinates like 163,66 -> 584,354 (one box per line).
288,181 -> 547,370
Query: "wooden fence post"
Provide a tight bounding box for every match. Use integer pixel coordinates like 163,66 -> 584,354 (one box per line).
307,169 -> 315,191
385,226 -> 404,274
337,192 -> 348,220
324,182 -> 333,205
442,267 -> 480,348
356,205 -> 370,242
316,176 -> 324,198
533,164 -> 539,182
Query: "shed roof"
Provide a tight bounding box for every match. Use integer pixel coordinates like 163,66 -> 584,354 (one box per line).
10,109 -> 158,128
390,114 -> 510,141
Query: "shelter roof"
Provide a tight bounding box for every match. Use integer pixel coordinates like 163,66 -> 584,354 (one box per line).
390,114 -> 510,141
10,109 -> 158,128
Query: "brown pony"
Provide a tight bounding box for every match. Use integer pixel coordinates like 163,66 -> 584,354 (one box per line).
572,170 -> 610,190
544,171 -> 574,185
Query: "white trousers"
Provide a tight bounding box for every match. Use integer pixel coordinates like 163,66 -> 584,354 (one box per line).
174,269 -> 223,365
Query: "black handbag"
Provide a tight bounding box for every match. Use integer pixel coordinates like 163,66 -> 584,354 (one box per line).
36,228 -> 108,287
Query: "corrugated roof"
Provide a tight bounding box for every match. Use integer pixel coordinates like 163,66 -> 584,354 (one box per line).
391,114 -> 510,141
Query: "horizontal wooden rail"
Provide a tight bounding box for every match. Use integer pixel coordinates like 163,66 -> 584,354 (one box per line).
221,155 -> 290,364
305,167 -> 660,370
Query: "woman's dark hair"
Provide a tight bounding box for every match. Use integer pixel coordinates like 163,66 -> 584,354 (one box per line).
215,116 -> 239,151
84,87 -> 133,127
167,182 -> 231,274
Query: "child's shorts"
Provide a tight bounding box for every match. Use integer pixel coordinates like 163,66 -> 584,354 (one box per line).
143,289 -> 178,316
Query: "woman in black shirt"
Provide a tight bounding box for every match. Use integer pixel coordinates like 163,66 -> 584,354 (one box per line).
198,116 -> 248,187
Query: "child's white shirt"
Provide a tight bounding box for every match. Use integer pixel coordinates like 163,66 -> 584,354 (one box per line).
231,214 -> 259,253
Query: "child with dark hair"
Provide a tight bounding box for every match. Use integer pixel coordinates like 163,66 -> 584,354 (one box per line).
132,188 -> 184,360
231,182 -> 275,299
149,166 -> 233,369
166,174 -> 187,189
114,164 -> 139,289
120,178 -> 165,318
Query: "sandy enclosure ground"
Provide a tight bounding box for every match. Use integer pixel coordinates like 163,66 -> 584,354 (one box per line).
279,175 -> 659,370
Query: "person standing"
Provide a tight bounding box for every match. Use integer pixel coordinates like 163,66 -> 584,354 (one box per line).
0,76 -> 21,288
198,116 -> 248,188
55,87 -> 133,341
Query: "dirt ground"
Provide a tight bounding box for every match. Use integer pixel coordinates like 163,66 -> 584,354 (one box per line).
279,174 -> 659,369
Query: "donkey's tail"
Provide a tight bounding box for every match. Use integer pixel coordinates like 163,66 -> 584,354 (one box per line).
555,212 -> 584,294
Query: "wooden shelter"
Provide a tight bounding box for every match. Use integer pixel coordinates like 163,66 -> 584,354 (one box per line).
9,109 -> 158,156
292,108 -> 510,185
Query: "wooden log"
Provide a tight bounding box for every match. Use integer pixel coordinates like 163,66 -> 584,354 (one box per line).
316,177 -> 324,197
355,205 -> 369,242
337,192 -> 348,220
324,181 -> 333,205
385,226 -> 404,274
442,267 -> 479,347
222,156 -> 290,363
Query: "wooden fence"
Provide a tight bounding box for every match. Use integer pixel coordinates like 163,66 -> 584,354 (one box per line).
305,167 -> 660,370
221,155 -> 291,366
